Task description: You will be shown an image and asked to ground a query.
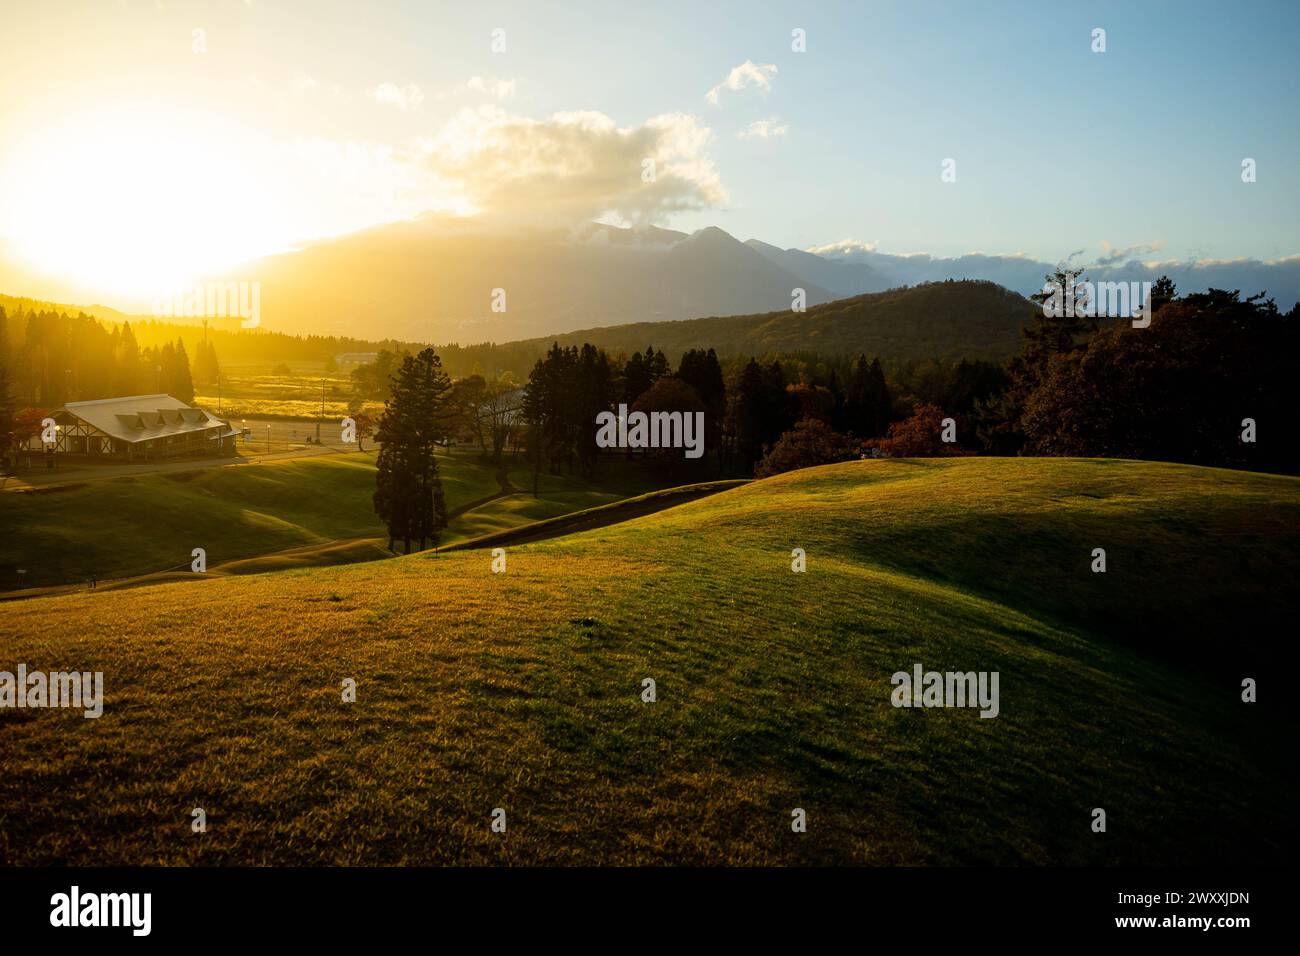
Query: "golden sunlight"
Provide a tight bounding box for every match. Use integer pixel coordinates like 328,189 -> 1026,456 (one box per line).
2,104 -> 287,299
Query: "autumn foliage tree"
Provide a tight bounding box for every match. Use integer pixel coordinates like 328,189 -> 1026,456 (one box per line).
755,417 -> 855,478
866,403 -> 970,458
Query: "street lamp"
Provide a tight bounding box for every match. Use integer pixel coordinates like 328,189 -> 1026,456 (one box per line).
267,424 -> 271,455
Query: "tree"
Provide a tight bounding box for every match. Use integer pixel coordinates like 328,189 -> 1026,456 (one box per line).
841,355 -> 892,438
0,358 -> 14,471
866,403 -> 970,458
113,321 -> 144,397
755,418 -> 855,478
726,359 -> 795,473
629,376 -> 706,481
347,399 -> 377,452
574,344 -> 613,476
170,339 -> 196,402
449,375 -> 489,450
452,375 -> 522,462
1020,287 -> 1296,472
520,359 -> 547,496
622,350 -> 651,407
979,266 -> 1096,454
12,407 -> 48,461
787,383 -> 836,424
645,345 -> 671,383
676,347 -> 726,468
372,349 -> 452,553
191,336 -> 221,389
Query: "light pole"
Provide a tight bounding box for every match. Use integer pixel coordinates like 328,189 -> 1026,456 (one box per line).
267,425 -> 271,455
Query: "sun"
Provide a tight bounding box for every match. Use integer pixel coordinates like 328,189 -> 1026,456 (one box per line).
0,103 -> 289,302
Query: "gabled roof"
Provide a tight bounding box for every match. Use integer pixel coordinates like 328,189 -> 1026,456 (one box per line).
54,394 -> 227,444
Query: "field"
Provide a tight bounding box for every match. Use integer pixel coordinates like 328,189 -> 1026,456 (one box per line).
0,448 -> 672,590
1,457 -> 1294,865
192,363 -> 377,421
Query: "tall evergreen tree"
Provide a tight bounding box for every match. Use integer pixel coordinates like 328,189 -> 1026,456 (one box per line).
372,348 -> 451,552
645,345 -> 671,382
0,306 -> 9,375
622,350 -> 651,406
575,343 -> 613,476
170,338 -> 196,402
676,347 -> 726,466
520,356 -> 548,496
114,322 -> 144,397
0,352 -> 14,468
864,358 -> 892,437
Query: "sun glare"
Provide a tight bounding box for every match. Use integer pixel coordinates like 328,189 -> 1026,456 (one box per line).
1,105 -> 288,301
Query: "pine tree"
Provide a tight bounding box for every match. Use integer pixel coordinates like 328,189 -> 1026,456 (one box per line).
865,358 -> 892,437
372,348 -> 451,553
171,339 -> 196,402
114,322 -> 144,397
520,357 -> 548,496
0,306 -> 9,374
0,353 -> 15,468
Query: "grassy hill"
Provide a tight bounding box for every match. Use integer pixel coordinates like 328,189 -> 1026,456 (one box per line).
509,280 -> 1036,361
0,452 -> 477,589
0,449 -> 674,590
0,457 -> 1294,865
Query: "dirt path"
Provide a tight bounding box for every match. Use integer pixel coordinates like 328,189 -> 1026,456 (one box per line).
444,460 -> 518,521
442,480 -> 748,552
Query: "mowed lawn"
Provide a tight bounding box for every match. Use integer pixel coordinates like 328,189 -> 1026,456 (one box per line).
1,447 -> 678,589
440,454 -> 675,544
0,458 -> 1295,865
0,449 -> 503,588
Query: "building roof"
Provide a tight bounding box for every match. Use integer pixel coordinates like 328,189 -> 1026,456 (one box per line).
54,394 -> 230,444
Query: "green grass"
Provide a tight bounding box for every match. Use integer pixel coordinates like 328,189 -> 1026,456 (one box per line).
441,454 -> 677,544
0,449 -> 506,588
0,457 -> 1294,865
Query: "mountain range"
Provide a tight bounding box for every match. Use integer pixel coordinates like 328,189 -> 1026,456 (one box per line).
6,216 -> 1296,360
197,217 -> 1296,346
506,280 -> 1035,361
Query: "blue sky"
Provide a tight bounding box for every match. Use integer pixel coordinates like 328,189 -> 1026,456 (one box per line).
0,0 -> 1296,300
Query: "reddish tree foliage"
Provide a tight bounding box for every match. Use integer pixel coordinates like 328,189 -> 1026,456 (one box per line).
755,417 -> 856,478
864,403 -> 970,458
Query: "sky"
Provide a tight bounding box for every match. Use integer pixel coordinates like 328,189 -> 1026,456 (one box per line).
0,0 -> 1296,304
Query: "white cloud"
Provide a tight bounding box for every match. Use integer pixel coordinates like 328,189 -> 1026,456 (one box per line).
739,118 -> 788,139
1094,239 -> 1167,266
466,75 -> 518,101
372,82 -> 424,111
706,60 -> 778,106
806,238 -> 878,255
419,107 -> 726,225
